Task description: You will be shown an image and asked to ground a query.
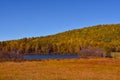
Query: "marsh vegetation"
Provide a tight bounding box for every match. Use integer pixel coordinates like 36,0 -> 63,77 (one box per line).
0,58 -> 120,80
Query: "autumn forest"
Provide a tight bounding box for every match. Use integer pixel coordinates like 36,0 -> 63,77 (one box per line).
0,24 -> 120,57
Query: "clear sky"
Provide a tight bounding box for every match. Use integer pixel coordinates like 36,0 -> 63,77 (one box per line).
0,0 -> 120,41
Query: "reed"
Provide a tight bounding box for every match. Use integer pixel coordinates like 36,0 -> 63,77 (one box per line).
0,58 -> 120,80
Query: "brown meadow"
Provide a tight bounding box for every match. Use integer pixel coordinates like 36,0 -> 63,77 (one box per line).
0,58 -> 120,80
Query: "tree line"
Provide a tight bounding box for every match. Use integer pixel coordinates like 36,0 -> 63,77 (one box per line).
0,24 -> 120,60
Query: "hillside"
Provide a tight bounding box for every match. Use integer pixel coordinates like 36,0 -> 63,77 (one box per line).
0,24 -> 120,55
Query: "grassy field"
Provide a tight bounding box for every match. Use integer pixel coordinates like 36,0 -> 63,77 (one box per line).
0,58 -> 120,80
111,52 -> 120,59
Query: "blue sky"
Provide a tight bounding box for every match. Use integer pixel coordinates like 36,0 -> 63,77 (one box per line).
0,0 -> 120,41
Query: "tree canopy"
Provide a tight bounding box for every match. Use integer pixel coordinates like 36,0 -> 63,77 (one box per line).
0,24 -> 120,55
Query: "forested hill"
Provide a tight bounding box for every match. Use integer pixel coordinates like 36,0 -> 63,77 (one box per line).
0,24 -> 120,55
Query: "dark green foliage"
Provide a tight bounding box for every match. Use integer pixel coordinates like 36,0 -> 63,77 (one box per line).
0,24 -> 120,57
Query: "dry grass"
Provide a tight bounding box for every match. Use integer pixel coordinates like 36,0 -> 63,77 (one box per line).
0,58 -> 120,80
